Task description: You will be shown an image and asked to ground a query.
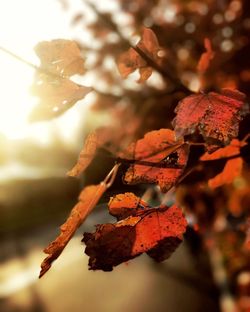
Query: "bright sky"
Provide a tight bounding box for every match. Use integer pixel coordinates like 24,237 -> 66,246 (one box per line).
0,0 -> 90,146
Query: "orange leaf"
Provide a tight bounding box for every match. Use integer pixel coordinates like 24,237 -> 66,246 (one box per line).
197,38 -> 214,73
83,193 -> 187,271
39,183 -> 107,278
122,129 -> 189,192
200,139 -> 244,161
173,88 -> 246,144
108,192 -> 150,219
200,139 -> 245,188
208,157 -> 243,189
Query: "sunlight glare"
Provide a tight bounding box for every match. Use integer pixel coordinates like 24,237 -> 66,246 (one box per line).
0,0 -> 85,146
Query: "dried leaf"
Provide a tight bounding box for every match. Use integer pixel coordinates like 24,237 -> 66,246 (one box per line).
83,195 -> 187,271
30,73 -> 91,121
39,183 -> 107,278
35,39 -> 85,77
122,129 -> 189,192
31,40 -> 92,121
197,38 -> 214,73
67,128 -> 111,177
173,89 -> 246,144
117,27 -> 163,82
117,48 -> 143,79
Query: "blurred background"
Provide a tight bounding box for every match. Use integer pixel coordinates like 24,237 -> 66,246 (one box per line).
1,0 -> 250,311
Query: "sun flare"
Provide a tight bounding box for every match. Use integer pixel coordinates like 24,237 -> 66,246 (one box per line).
0,0 -> 85,146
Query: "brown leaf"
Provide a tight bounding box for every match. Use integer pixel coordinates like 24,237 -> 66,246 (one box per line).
173,88 -> 246,144
67,128 -> 111,177
30,73 -> 91,121
122,129 -> 189,192
83,198 -> 187,271
35,39 -> 85,77
39,183 -> 107,278
117,47 -> 145,79
117,27 -> 163,82
31,40 -> 92,121
197,38 -> 214,73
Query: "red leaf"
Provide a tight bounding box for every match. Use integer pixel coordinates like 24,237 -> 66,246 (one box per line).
122,129 -> 189,192
67,127 -> 111,177
39,183 -> 107,278
197,38 -> 214,73
117,27 -> 164,82
173,88 -> 246,144
83,194 -> 187,271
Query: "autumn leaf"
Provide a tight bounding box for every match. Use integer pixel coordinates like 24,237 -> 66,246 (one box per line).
208,158 -> 243,189
67,127 -> 111,177
30,73 -> 91,121
200,139 -> 245,188
122,129 -> 189,192
173,88 -> 246,144
83,193 -> 187,271
35,39 -> 85,77
31,39 -> 92,121
197,38 -> 214,73
39,183 -> 107,278
117,27 -> 164,82
200,139 -> 245,161
108,192 -> 150,219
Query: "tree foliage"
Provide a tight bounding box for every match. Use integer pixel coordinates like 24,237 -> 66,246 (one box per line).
23,0 -> 250,308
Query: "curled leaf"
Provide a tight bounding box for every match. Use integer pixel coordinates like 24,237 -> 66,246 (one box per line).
173,88 -> 246,144
83,195 -> 187,271
122,129 -> 189,192
197,38 -> 214,73
39,183 -> 107,278
67,128 -> 111,177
